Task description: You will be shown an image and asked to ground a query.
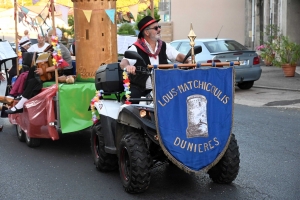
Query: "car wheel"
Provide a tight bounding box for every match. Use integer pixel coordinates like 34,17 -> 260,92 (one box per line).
25,133 -> 41,148
91,122 -> 118,172
207,134 -> 240,184
16,125 -> 25,142
119,132 -> 151,193
237,81 -> 254,90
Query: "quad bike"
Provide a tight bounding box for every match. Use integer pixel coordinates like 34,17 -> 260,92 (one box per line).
90,46 -> 240,193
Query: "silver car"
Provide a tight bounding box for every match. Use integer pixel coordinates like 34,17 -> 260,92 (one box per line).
170,39 -> 262,90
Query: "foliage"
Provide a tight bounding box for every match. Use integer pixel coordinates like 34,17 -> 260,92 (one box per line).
67,15 -> 75,37
256,44 -> 274,62
258,24 -> 300,67
257,25 -> 279,62
134,7 -> 160,31
56,15 -> 74,38
117,23 -> 136,36
116,0 -> 159,13
271,35 -> 300,67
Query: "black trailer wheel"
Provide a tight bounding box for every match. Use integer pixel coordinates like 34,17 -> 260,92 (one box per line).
237,81 -> 254,90
25,133 -> 41,148
16,125 -> 25,142
91,122 -> 118,172
208,134 -> 240,184
119,132 -> 151,194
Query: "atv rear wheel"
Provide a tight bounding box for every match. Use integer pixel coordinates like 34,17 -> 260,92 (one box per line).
16,125 -> 25,142
91,122 -> 118,172
208,134 -> 240,184
119,132 -> 151,193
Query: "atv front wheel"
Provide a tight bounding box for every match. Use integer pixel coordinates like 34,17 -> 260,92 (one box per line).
208,134 -> 240,184
91,122 -> 118,172
119,132 -> 151,193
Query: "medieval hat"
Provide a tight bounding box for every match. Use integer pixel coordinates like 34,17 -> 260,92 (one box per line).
138,16 -> 160,38
19,36 -> 31,47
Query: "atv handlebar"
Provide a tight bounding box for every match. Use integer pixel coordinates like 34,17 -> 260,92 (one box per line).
135,66 -> 149,74
124,66 -> 150,75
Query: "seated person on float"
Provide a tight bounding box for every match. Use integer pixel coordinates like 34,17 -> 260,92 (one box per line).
5,28 -> 73,114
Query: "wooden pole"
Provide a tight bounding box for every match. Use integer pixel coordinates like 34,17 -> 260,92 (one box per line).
147,62 -> 240,69
151,0 -> 154,18
50,0 -> 58,86
14,0 -> 19,76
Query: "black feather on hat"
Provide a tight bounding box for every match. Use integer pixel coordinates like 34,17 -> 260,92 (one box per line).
138,16 -> 160,38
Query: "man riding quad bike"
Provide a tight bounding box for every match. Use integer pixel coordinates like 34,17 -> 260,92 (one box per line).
90,48 -> 240,193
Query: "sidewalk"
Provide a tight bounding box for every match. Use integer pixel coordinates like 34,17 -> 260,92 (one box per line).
253,66 -> 300,91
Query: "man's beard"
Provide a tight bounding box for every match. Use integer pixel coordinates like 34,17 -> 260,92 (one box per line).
150,33 -> 161,41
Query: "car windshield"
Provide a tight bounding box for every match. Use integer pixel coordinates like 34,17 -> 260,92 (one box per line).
176,42 -> 192,55
203,40 -> 248,53
30,39 -> 38,45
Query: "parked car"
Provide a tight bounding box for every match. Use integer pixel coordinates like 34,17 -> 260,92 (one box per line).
30,38 -> 38,45
170,39 -> 262,90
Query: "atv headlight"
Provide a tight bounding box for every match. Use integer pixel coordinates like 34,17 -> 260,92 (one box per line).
140,110 -> 147,118
139,108 -> 153,121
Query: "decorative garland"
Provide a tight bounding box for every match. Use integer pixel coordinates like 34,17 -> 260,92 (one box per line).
17,1 -> 149,31
18,46 -> 22,71
90,70 -> 131,124
90,90 -> 103,124
123,69 -> 131,104
50,35 -> 65,69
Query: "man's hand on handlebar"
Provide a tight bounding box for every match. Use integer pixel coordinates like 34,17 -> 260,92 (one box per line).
125,65 -> 136,75
0,72 -> 5,81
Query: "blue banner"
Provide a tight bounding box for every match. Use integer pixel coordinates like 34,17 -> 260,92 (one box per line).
154,67 -> 234,172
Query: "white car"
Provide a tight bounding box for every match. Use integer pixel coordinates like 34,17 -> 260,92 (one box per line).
170,39 -> 262,90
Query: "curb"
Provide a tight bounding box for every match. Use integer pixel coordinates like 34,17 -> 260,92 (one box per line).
296,67 -> 300,75
253,85 -> 300,92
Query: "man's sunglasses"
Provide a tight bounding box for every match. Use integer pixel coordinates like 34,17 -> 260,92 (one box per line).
147,25 -> 161,31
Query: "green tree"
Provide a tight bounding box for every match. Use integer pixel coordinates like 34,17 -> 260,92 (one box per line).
67,15 -> 74,37
117,23 -> 136,36
57,15 -> 74,38
134,7 -> 160,30
116,0 -> 159,12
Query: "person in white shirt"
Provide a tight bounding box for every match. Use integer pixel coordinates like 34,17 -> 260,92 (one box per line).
28,34 -> 49,53
120,16 -> 190,103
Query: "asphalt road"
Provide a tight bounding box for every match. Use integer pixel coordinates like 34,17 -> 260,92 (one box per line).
0,104 -> 299,200
0,64 -> 299,199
